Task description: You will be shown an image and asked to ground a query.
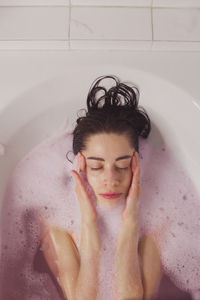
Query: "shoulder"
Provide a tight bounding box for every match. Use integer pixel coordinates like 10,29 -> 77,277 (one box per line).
138,234 -> 162,263
138,235 -> 163,299
42,226 -> 79,254
138,234 -> 163,280
41,226 -> 80,270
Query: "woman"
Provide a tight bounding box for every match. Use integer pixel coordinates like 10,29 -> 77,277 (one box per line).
41,75 -> 163,300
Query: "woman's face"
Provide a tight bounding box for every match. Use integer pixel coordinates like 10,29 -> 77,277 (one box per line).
81,133 -> 135,207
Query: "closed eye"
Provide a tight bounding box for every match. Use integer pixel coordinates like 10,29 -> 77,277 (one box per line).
91,167 -> 128,171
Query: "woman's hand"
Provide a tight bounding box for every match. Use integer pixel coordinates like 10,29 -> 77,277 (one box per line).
71,153 -> 101,300
71,152 -> 98,224
115,152 -> 143,300
122,151 -> 142,222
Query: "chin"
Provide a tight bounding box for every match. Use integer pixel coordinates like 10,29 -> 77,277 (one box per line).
96,195 -> 123,208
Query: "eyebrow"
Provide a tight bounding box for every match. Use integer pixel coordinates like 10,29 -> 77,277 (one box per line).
86,155 -> 132,161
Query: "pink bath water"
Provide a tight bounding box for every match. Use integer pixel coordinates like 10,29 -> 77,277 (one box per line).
0,121 -> 199,300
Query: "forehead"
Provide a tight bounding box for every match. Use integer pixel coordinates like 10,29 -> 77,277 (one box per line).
84,133 -> 134,154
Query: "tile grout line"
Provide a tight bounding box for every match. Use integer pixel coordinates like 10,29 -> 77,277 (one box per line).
68,0 -> 71,49
0,39 -> 200,42
151,0 -> 154,51
68,5 -> 200,9
0,5 -> 69,8
65,39 -> 200,42
150,0 -> 154,51
0,5 -> 200,9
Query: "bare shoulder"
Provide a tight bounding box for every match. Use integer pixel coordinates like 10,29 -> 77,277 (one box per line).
42,226 -> 80,258
138,234 -> 162,268
138,235 -> 163,300
41,226 -> 80,299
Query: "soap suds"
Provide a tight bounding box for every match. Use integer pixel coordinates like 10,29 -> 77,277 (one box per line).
0,143 -> 5,156
0,123 -> 199,300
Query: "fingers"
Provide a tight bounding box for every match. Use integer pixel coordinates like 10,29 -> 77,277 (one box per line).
71,168 -> 92,212
132,151 -> 140,172
124,151 -> 141,216
131,151 -> 137,172
72,152 -> 88,196
78,152 -> 86,173
132,151 -> 141,183
131,164 -> 140,196
71,169 -> 86,199
135,152 -> 141,189
71,153 -> 97,223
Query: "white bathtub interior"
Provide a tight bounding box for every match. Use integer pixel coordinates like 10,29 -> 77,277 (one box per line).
0,65 -> 200,299
0,66 -> 199,210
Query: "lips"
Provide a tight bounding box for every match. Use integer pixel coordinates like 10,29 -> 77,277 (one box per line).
99,193 -> 122,199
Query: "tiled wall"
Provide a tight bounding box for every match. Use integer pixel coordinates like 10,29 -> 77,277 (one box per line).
0,0 -> 200,50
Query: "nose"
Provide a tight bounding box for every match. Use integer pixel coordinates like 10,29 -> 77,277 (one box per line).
103,167 -> 120,186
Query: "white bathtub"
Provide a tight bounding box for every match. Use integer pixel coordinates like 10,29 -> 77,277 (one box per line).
0,61 -> 200,299
0,64 -> 199,208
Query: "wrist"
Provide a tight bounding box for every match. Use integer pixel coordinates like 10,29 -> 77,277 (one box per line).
116,218 -> 139,253
122,216 -> 138,231
81,212 -> 98,226
82,217 -> 98,227
122,208 -> 138,223
80,219 -> 101,255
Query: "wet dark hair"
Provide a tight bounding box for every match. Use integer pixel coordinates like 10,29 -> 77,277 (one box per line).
66,75 -> 151,163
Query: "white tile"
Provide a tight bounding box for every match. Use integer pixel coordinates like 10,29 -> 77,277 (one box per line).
153,0 -> 200,8
153,8 -> 200,41
0,0 -> 69,5
71,7 -> 152,40
70,39 -> 152,50
0,7 -> 69,39
71,0 -> 152,7
152,41 -> 200,51
0,40 -> 69,50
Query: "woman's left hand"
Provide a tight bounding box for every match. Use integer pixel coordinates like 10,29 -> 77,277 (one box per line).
122,151 -> 142,222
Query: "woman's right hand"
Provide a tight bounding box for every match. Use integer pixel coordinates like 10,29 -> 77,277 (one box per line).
71,152 -> 98,224
71,153 -> 101,300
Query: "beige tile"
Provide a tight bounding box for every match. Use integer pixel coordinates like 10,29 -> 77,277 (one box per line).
0,0 -> 69,5
153,0 -> 200,8
0,7 -> 69,39
71,7 -> 152,40
153,8 -> 200,41
71,0 -> 152,7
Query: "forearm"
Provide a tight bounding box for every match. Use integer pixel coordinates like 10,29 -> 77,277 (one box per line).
115,218 -> 143,300
75,220 -> 101,300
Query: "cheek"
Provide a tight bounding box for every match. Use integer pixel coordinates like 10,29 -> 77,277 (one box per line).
86,169 -> 99,188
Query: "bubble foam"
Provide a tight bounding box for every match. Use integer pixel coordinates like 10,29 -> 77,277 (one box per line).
0,122 -> 199,299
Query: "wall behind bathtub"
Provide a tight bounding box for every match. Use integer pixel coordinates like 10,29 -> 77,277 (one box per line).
0,0 -> 200,51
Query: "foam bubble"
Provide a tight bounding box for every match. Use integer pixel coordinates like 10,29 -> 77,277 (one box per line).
0,143 -> 5,156
0,124 -> 199,299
